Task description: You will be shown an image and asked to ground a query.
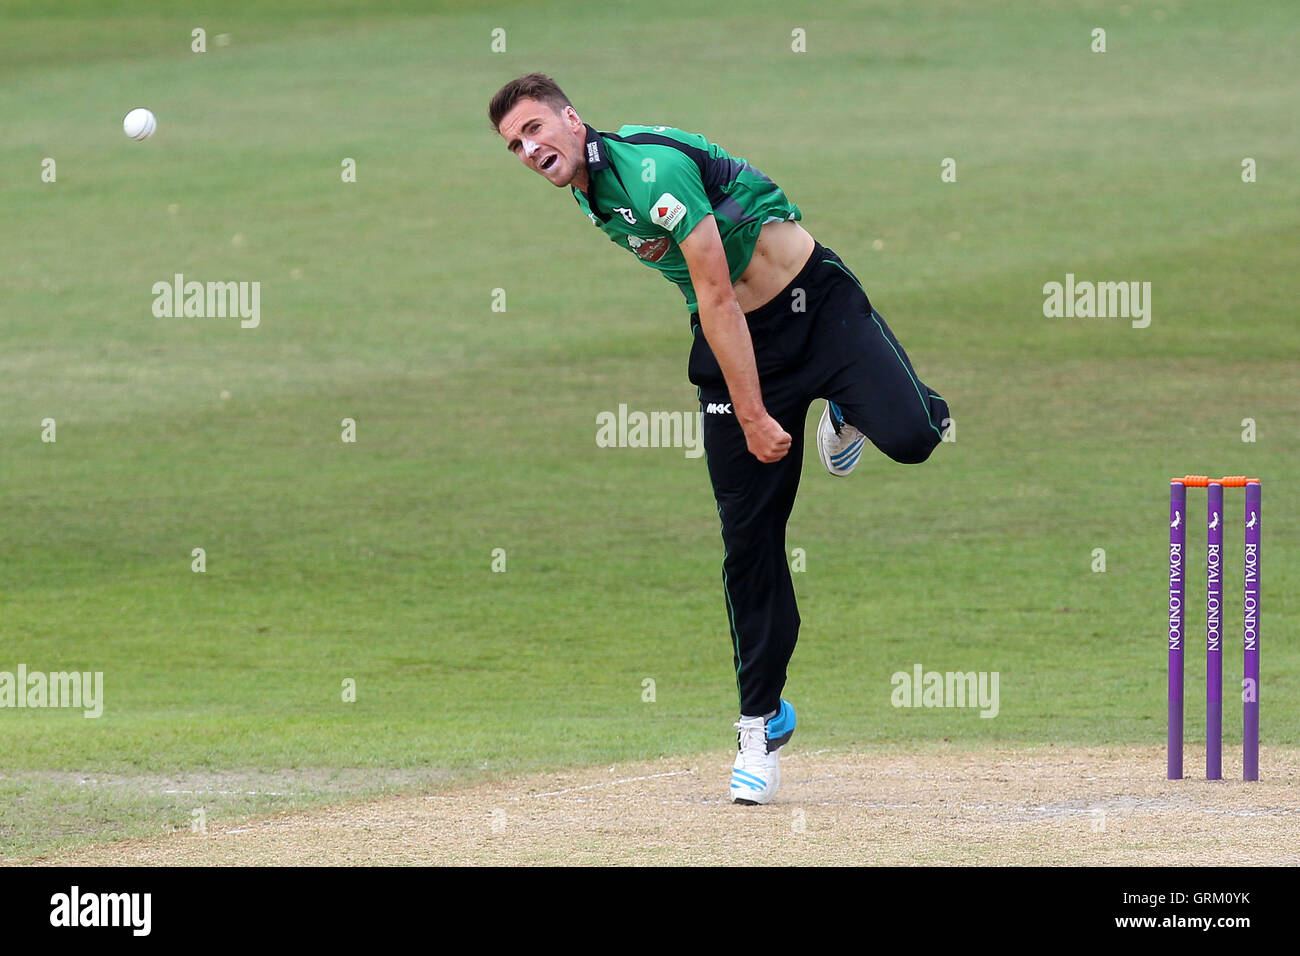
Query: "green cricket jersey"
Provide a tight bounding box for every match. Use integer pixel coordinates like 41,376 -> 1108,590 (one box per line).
571,124 -> 802,314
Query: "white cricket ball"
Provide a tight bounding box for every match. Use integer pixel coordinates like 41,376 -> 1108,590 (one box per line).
123,108 -> 157,141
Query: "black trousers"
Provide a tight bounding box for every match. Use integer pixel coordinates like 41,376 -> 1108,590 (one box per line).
688,241 -> 950,717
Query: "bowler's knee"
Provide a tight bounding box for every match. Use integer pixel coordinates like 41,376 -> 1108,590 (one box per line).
878,427 -> 940,464
880,395 -> 948,464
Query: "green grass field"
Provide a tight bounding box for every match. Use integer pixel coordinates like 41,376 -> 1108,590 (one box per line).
2,0 -> 1297,859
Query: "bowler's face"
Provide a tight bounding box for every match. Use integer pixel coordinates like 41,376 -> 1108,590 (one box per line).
499,98 -> 585,188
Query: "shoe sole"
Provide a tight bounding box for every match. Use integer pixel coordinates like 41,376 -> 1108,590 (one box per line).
730,775 -> 778,805
817,404 -> 863,477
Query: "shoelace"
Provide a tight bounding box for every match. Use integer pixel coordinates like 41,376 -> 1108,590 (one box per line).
734,720 -> 767,759
825,416 -> 862,451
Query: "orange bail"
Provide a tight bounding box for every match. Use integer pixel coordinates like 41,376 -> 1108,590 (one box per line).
1171,475 -> 1260,487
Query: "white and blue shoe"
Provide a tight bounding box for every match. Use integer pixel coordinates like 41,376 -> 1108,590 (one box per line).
730,699 -> 797,805
817,401 -> 866,477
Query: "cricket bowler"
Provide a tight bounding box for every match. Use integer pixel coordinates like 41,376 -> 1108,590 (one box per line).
489,73 -> 950,804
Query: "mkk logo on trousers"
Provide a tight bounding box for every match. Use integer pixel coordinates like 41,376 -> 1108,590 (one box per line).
705,403 -> 732,414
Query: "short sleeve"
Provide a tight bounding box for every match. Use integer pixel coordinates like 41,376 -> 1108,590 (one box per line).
637,147 -> 711,243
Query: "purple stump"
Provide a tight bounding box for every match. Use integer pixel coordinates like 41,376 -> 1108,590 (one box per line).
1243,481 -> 1260,781
1206,482 -> 1223,780
1168,481 -> 1185,780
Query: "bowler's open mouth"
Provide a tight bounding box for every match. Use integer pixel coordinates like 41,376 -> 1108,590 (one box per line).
541,154 -> 557,171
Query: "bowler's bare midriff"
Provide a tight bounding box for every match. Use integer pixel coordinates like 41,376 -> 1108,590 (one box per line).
731,220 -> 817,314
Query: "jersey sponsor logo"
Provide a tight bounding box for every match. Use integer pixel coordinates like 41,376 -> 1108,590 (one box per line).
613,206 -> 638,225
651,192 -> 687,231
627,234 -> 671,262
704,402 -> 733,414
587,212 -> 600,225
586,140 -> 601,164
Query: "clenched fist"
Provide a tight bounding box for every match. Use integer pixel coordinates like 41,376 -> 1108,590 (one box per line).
743,414 -> 792,463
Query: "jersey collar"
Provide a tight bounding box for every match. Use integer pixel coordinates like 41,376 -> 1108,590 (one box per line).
581,123 -> 610,173
574,124 -> 615,220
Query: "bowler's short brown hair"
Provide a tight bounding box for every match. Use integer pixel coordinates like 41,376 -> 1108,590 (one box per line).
488,73 -> 575,133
